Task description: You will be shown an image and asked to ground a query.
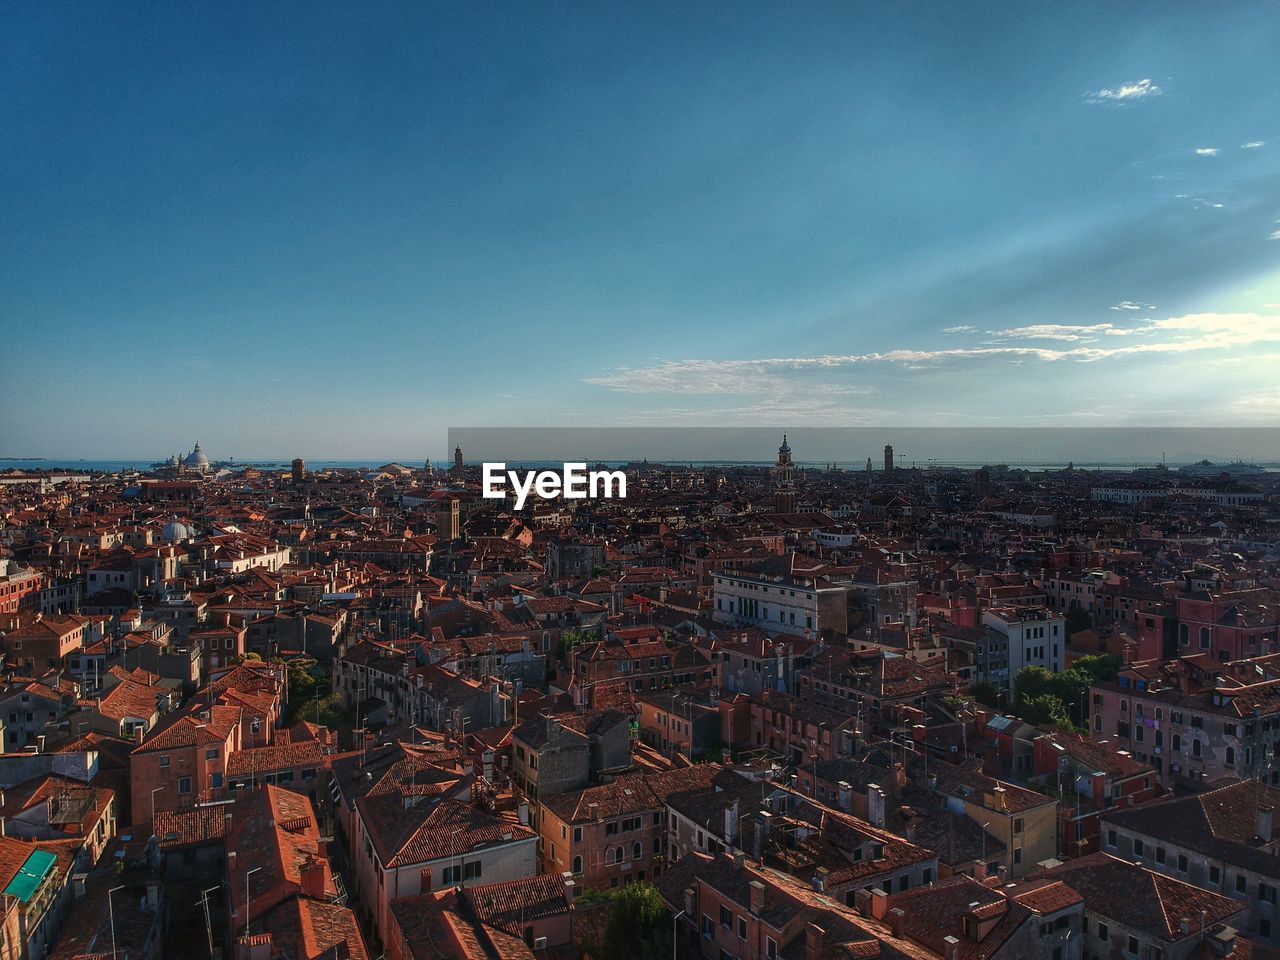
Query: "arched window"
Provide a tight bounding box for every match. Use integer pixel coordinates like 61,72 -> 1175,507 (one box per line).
1179,624 -> 1189,646
1200,627 -> 1211,650
1193,739 -> 1203,758
1227,746 -> 1236,765
633,841 -> 643,861
1173,734 -> 1182,752
606,848 -> 615,865
1136,704 -> 1144,719
573,856 -> 583,874
1155,707 -> 1163,721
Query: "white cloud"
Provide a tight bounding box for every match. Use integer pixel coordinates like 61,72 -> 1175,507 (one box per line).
942,325 -> 975,334
1086,79 -> 1162,103
586,313 -> 1280,393
1270,230 -> 1280,241
987,323 -> 1121,342
1194,147 -> 1219,157
1242,141 -> 1266,149
1111,300 -> 1153,311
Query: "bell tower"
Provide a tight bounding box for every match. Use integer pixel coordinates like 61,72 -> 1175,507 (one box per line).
772,435 -> 796,513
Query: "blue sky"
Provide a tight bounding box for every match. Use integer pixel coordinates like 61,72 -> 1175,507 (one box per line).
2,2 -> 1278,459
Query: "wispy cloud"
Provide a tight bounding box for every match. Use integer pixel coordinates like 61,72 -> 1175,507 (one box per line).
1194,147 -> 1220,157
1085,78 -> 1162,104
987,323 -> 1125,342
1242,141 -> 1266,150
586,313 -> 1280,393
942,325 -> 975,334
1270,230 -> 1280,240
1111,301 -> 1153,311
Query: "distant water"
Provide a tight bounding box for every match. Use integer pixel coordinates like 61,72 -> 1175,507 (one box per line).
3,457 -> 1277,474
0,458 -> 414,473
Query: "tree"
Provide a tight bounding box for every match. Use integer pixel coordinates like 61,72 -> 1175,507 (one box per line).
970,681 -> 1002,709
1072,654 -> 1120,684
555,628 -> 595,664
1019,693 -> 1071,727
599,883 -> 673,960
234,652 -> 262,664
1065,603 -> 1093,638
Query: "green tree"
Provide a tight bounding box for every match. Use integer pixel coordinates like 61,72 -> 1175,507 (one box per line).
1065,603 -> 1093,638
1072,654 -> 1120,684
555,628 -> 595,663
1019,693 -> 1071,727
970,681 -> 1002,709
600,883 -> 673,960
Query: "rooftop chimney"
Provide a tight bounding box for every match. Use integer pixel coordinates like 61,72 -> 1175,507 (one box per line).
749,880 -> 765,915
888,906 -> 907,936
1258,806 -> 1274,842
943,935 -> 961,960
562,871 -> 576,904
299,856 -> 327,899
805,923 -> 825,960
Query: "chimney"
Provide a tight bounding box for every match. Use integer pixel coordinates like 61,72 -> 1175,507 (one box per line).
299,856 -> 327,899
749,880 -> 765,915
892,762 -> 907,792
562,871 -> 575,904
867,784 -> 886,828
869,888 -> 889,920
236,934 -> 273,960
805,923 -> 824,960
135,726 -> 145,745
733,850 -> 746,871
888,907 -> 906,936
837,780 -> 852,813
1210,926 -> 1239,956
1258,806 -> 1274,841
683,886 -> 695,923
753,811 -> 773,860
943,935 -> 961,960
420,867 -> 433,891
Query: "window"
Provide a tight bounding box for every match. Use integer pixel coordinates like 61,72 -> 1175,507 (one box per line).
1156,847 -> 1166,865
720,905 -> 731,930
1098,923 -> 1109,942
738,916 -> 747,940
573,856 -> 582,874
1014,818 -> 1024,834
1107,830 -> 1117,849
1178,854 -> 1188,873
178,776 -> 192,794
160,755 -> 171,768
211,772 -> 223,789
206,748 -> 219,760
633,841 -> 642,861
1128,936 -> 1139,956
573,827 -> 583,843
703,915 -> 713,941
1262,919 -> 1272,937
1210,865 -> 1221,885
766,937 -> 778,960
1134,839 -> 1145,857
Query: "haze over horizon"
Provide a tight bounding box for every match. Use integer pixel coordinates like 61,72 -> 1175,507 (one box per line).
4,2 -> 1280,458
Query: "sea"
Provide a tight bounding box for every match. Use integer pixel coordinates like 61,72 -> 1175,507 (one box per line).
3,458 -> 1277,474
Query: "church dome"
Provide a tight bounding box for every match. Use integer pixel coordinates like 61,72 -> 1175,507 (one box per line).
162,517 -> 196,541
190,441 -> 210,469
778,434 -> 791,455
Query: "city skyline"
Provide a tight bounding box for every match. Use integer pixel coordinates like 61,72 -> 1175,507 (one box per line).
4,2 -> 1279,458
